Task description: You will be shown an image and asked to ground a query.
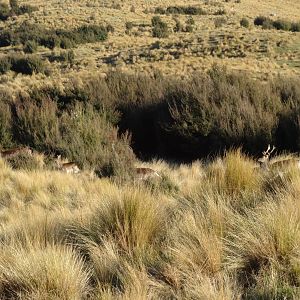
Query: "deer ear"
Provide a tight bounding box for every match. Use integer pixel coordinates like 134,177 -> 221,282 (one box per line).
57,155 -> 61,160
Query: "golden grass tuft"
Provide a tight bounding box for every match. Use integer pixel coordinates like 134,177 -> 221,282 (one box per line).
0,150 -> 298,297
0,244 -> 90,300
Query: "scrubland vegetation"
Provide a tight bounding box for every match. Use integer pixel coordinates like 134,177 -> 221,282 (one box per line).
0,147 -> 300,299
0,0 -> 299,298
0,66 -> 298,298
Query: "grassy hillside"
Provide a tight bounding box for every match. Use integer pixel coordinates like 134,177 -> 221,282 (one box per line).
0,150 -> 300,299
0,0 -> 299,94
0,1 -> 299,299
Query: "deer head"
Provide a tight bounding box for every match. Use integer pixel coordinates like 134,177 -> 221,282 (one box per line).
258,145 -> 276,166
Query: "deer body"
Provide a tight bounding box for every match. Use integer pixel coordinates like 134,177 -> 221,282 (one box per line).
134,167 -> 161,180
1,147 -> 32,158
56,155 -> 80,174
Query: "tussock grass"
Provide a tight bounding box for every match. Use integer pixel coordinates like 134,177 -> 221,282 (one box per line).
0,150 -> 299,298
0,244 -> 90,300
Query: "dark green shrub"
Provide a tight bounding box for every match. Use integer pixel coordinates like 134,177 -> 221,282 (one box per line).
125,22 -> 134,30
0,101 -> 13,147
0,30 -> 13,47
76,25 -> 108,43
10,55 -> 46,75
273,19 -> 292,31
40,35 -> 61,49
164,6 -> 206,15
6,152 -> 42,170
262,19 -> 274,29
60,37 -> 75,49
154,7 -> 165,14
152,17 -> 169,38
23,40 -> 38,53
0,57 -> 12,74
0,3 -> 10,21
151,16 -> 163,27
254,16 -> 270,26
240,18 -> 249,28
291,22 -> 300,32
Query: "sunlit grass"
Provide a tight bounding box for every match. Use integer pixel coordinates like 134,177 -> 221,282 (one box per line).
0,150 -> 299,298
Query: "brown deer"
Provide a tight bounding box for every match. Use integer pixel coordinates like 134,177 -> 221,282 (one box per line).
0,146 -> 32,159
134,167 -> 161,180
56,155 -> 80,174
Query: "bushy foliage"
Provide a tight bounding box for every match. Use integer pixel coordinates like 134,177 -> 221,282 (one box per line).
240,17 -> 249,28
0,67 -> 299,165
0,54 -> 46,75
254,16 -> 300,32
6,152 -> 42,170
0,3 -> 10,21
23,40 -> 38,53
0,23 -> 108,50
152,16 -> 169,38
0,56 -> 12,74
155,5 -> 206,15
10,55 -> 46,75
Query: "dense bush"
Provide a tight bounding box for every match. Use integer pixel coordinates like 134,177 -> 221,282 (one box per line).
10,87 -> 133,177
0,56 -> 12,74
10,55 -> 46,75
273,19 -> 292,31
0,23 -> 108,50
0,3 -> 10,21
0,67 -> 299,163
240,17 -> 249,28
291,22 -> 300,32
23,40 -> 38,53
152,16 -> 169,38
155,6 -> 206,15
254,16 -> 300,32
6,152 -> 42,170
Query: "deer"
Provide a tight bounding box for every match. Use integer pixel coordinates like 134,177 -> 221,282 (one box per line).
134,167 -> 161,180
258,145 -> 300,171
0,146 -> 32,159
55,155 -> 80,174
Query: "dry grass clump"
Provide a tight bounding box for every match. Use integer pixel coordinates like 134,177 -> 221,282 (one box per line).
0,244 -> 90,300
207,149 -> 261,195
0,149 -> 299,297
68,188 -> 170,254
225,195 -> 300,297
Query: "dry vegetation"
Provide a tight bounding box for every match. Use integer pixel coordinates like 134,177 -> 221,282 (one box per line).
0,150 -> 299,298
0,0 -> 299,298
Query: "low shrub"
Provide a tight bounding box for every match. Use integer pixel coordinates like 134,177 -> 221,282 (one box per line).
6,152 -> 42,170
0,23 -> 108,50
10,55 -> 46,75
240,18 -> 249,28
0,56 -> 12,74
0,3 -> 10,21
254,16 -> 270,26
152,16 -> 169,38
23,40 -> 38,53
254,16 -> 300,32
291,22 -> 300,32
273,19 -> 292,31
